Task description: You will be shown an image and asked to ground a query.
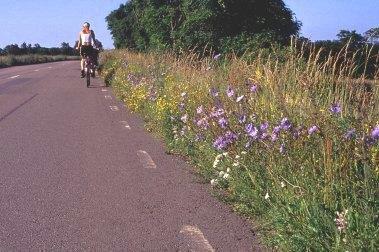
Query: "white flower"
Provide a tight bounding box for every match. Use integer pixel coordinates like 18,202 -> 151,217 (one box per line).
223,173 -> 230,179
226,168 -> 231,173
236,95 -> 245,103
181,92 -> 187,97
222,152 -> 228,156
219,171 -> 225,177
181,114 -> 188,123
210,179 -> 218,186
213,160 -> 219,168
233,162 -> 239,167
281,181 -> 286,188
241,151 -> 247,155
264,192 -> 270,200
235,155 -> 240,159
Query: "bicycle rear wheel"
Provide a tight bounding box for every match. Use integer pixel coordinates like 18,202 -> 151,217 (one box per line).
86,68 -> 90,87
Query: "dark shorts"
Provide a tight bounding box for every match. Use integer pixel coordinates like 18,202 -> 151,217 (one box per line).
80,45 -> 93,57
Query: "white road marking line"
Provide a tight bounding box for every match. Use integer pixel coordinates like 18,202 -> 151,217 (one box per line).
137,150 -> 156,169
34,69 -> 40,72
8,75 -> 20,79
101,88 -> 108,92
120,121 -> 131,129
109,106 -> 119,111
180,225 -> 214,252
104,95 -> 112,100
47,66 -> 53,69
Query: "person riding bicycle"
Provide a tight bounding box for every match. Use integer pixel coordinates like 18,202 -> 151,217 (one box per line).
77,22 -> 96,78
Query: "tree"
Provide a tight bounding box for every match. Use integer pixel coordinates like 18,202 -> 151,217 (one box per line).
106,0 -> 300,53
364,27 -> 379,44
337,30 -> 365,47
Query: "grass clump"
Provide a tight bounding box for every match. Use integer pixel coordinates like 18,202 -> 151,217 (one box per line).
0,54 -> 80,68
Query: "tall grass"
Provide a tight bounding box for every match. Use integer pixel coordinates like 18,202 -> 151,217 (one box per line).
100,40 -> 378,251
0,54 -> 80,68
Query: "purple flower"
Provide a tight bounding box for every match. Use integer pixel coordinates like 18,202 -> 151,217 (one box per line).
196,117 -> 209,129
218,117 -> 228,129
293,126 -> 303,139
344,129 -> 356,140
210,87 -> 219,97
260,132 -> 268,140
196,105 -> 204,114
245,123 -> 258,139
260,122 -> 269,132
308,125 -> 319,135
273,126 -> 281,134
371,125 -> 379,140
271,133 -> 278,142
213,53 -> 221,60
236,95 -> 244,102
330,103 -> 342,114
238,114 -> 247,124
210,107 -> 225,118
213,131 -> 238,150
195,133 -> 205,142
179,102 -> 186,111
250,84 -> 258,93
279,117 -> 292,131
226,86 -> 235,97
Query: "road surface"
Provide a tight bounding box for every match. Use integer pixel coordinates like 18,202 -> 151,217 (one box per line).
0,61 -> 262,251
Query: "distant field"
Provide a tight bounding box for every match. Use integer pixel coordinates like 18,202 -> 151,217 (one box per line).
0,54 -> 80,68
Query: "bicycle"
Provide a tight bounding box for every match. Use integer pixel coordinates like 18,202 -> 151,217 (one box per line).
83,52 -> 95,88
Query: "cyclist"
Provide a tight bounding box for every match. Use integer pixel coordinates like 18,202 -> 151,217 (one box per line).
76,22 -> 96,78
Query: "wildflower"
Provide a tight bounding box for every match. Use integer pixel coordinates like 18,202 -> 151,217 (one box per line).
264,192 -> 270,200
219,171 -> 225,177
235,155 -> 240,159
181,92 -> 187,97
236,95 -> 244,103
233,161 -> 239,167
213,53 -> 221,60
279,144 -> 285,154
335,210 -> 348,232
226,168 -> 231,173
210,107 -> 225,118
250,84 -> 258,93
223,173 -> 230,179
226,86 -> 235,97
344,129 -> 356,140
222,152 -> 228,156
271,133 -> 278,142
330,103 -> 342,114
260,122 -> 269,132
238,114 -> 247,124
195,134 -> 204,142
218,117 -> 228,129
241,151 -> 247,155
245,123 -> 258,139
213,132 -> 237,150
179,102 -> 186,111
273,126 -> 281,134
279,117 -> 292,131
196,105 -> 204,114
281,181 -> 286,188
371,125 -> 379,140
210,87 -> 219,97
308,125 -> 319,135
181,114 -> 188,123
210,179 -> 218,186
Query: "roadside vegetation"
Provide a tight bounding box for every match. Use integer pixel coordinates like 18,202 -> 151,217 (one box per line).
0,42 -> 83,68
103,1 -> 378,250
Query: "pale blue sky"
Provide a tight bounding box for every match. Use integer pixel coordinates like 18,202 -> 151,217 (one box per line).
0,0 -> 378,49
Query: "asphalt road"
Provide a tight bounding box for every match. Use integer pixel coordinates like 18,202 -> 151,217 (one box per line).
0,61 -> 262,251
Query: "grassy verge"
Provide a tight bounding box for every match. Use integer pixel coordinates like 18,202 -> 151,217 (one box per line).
0,54 -> 80,68
99,44 -> 378,251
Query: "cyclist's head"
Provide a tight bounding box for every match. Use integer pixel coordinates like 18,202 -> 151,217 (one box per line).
83,22 -> 90,29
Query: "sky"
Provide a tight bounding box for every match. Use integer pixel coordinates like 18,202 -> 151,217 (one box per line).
0,0 -> 378,49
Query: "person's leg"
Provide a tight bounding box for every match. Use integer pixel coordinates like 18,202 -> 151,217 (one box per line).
80,47 -> 85,78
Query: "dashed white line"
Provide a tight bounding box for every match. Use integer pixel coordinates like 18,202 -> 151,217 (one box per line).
47,66 -> 53,69
109,106 -> 119,111
120,121 -> 131,129
101,88 -> 108,92
104,95 -> 112,100
137,150 -> 156,169
8,75 -> 20,79
34,69 -> 40,72
179,225 -> 214,252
